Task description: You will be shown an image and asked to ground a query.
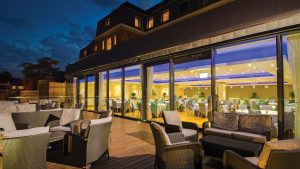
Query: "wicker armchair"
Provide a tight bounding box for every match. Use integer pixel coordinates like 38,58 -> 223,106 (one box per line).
162,110 -> 198,142
224,149 -> 300,169
66,117 -> 113,168
150,122 -> 203,169
0,133 -> 50,169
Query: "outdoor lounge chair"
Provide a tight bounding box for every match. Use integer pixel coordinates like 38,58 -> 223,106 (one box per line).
223,139 -> 300,169
0,132 -> 50,169
150,122 -> 203,169
162,110 -> 198,142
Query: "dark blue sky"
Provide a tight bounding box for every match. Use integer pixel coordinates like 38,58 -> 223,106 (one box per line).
0,0 -> 161,78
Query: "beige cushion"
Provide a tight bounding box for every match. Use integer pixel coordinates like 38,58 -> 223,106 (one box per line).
258,139 -> 300,169
0,112 -> 16,131
204,128 -> 234,138
0,102 -> 17,114
245,157 -> 259,165
15,103 -> 36,112
151,122 -> 172,145
239,114 -> 272,135
232,132 -> 266,144
163,110 -> 183,131
90,116 -> 112,125
182,128 -> 197,137
212,112 -> 239,131
50,126 -> 70,132
59,108 -> 81,126
4,126 -> 49,138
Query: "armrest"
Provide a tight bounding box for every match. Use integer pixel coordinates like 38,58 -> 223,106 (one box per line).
223,150 -> 259,169
202,121 -> 212,136
15,123 -> 30,130
164,142 -> 203,168
165,124 -> 181,133
182,121 -> 198,131
167,132 -> 185,144
265,126 -> 276,141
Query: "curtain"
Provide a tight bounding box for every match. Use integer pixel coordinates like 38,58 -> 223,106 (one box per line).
287,34 -> 300,138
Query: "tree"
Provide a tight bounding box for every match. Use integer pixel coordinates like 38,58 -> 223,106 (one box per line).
0,71 -> 13,83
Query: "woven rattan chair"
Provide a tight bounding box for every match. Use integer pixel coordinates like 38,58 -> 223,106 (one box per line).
150,122 -> 203,169
223,149 -> 300,169
0,133 -> 50,169
66,117 -> 113,168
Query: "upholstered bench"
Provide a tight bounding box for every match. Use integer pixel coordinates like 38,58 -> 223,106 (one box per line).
201,135 -> 262,158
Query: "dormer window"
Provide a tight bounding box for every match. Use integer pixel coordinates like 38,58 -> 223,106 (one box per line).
113,35 -> 117,45
162,10 -> 170,23
102,41 -> 105,50
147,18 -> 154,29
105,18 -> 110,27
84,50 -> 87,56
94,45 -> 98,52
106,37 -> 112,51
134,17 -> 141,28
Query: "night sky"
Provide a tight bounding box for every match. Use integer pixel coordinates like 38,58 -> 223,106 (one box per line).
0,0 -> 161,78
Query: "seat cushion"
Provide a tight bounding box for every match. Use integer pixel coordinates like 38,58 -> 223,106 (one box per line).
59,108 -> 81,126
204,128 -> 235,138
182,128 -> 197,138
239,114 -> 272,135
163,110 -> 183,130
4,126 -> 49,138
258,139 -> 300,169
231,132 -> 266,144
212,112 -> 239,131
50,126 -> 70,132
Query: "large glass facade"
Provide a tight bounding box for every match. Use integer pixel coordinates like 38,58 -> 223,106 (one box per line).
124,65 -> 142,119
174,59 -> 211,127
87,75 -> 95,111
215,38 -> 278,136
147,63 -> 170,121
109,69 -> 122,115
72,32 -> 300,139
98,71 -> 107,111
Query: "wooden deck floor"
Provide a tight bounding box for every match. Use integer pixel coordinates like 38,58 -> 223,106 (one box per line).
47,117 -> 156,169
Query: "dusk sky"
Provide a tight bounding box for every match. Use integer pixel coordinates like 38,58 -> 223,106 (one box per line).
0,0 -> 161,78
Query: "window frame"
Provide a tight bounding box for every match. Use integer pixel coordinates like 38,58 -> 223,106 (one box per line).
161,10 -> 170,23
147,17 -> 154,29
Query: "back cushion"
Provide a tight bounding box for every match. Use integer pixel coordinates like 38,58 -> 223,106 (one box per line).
212,112 -> 239,131
4,126 -> 49,138
258,139 -> 300,169
163,110 -> 183,130
0,112 -> 16,131
16,103 -> 36,112
59,109 -> 81,126
239,114 -> 272,135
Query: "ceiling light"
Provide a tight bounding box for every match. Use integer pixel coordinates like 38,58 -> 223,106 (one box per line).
248,64 -> 252,67
199,73 -> 208,79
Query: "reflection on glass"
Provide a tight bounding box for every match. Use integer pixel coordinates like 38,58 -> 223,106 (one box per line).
72,77 -> 77,106
174,59 -> 211,125
109,69 -> 122,115
215,38 -> 278,137
124,65 -> 142,119
87,76 -> 95,111
79,79 -> 85,105
284,35 -> 299,139
147,63 -> 170,120
98,72 -> 107,111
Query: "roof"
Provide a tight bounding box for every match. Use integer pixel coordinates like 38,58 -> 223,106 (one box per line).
66,0 -> 300,74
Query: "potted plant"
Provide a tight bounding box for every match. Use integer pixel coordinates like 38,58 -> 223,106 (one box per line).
162,92 -> 167,99
130,92 -> 137,100
250,92 -> 258,99
289,91 -> 295,103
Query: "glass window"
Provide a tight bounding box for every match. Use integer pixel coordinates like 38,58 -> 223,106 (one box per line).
283,34 -> 299,139
162,10 -> 170,23
94,45 -> 98,52
105,18 -> 110,27
174,59 -> 211,127
215,38 -> 278,136
147,63 -> 170,121
102,41 -> 105,50
87,75 -> 95,111
147,18 -> 154,29
79,79 -> 85,105
72,77 -> 77,106
84,50 -> 87,56
113,35 -> 117,46
109,69 -> 122,115
134,17 -> 141,28
124,65 -> 142,119
98,72 -> 107,111
106,37 -> 112,51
